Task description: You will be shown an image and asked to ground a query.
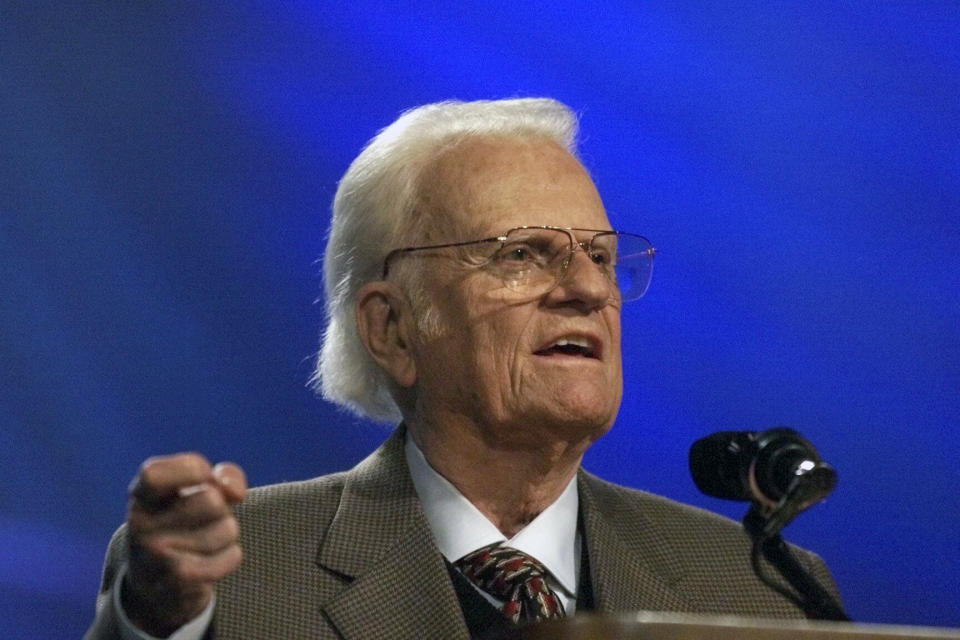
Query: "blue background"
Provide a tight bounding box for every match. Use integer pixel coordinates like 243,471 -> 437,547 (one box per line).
2,3 -> 958,637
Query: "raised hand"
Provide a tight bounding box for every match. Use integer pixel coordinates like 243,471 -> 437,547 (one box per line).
122,453 -> 246,637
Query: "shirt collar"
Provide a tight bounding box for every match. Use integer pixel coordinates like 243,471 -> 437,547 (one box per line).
404,433 -> 580,595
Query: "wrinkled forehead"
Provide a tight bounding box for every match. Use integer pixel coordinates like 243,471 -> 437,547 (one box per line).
413,136 -> 608,242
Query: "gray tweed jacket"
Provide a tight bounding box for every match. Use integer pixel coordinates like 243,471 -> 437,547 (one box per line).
86,427 -> 838,639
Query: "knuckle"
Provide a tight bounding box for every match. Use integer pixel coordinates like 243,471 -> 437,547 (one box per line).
172,555 -> 205,583
178,452 -> 212,473
137,460 -> 164,490
198,517 -> 239,552
139,455 -> 165,472
220,516 -> 241,544
225,543 -> 243,567
222,515 -> 240,540
193,486 -> 227,514
140,453 -> 211,485
212,545 -> 243,578
208,514 -> 239,544
138,535 -> 175,564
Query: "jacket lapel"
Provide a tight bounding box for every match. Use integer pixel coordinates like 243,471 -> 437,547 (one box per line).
317,427 -> 469,639
578,471 -> 693,614
314,430 -> 695,636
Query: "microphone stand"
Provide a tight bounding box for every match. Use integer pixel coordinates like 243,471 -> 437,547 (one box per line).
743,505 -> 850,621
690,427 -> 850,620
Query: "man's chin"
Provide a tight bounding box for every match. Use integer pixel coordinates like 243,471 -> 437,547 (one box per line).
530,402 -> 617,444
550,383 -> 620,427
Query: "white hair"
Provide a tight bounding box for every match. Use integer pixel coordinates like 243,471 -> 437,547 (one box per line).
311,98 -> 580,422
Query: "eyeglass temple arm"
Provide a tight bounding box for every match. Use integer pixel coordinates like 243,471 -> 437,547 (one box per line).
381,235 -> 508,278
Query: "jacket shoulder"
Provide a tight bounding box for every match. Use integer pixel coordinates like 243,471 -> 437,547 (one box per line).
581,471 -> 747,541
579,471 -> 840,614
238,471 -> 349,514
232,471 -> 349,558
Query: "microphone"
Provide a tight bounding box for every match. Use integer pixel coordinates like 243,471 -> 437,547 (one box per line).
689,428 -> 836,513
689,428 -> 848,620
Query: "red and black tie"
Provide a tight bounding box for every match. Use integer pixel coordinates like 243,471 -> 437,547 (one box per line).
454,543 -> 566,625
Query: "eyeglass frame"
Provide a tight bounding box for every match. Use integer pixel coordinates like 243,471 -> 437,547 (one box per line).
381,225 -> 656,300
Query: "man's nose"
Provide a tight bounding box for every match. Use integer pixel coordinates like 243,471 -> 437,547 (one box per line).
550,245 -> 616,308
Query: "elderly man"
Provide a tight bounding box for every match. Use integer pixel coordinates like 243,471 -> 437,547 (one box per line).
86,99 -> 837,640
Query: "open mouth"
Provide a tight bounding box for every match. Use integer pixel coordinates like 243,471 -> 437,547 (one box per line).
534,336 -> 599,359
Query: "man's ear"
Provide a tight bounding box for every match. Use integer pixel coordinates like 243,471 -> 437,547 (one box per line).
355,281 -> 417,388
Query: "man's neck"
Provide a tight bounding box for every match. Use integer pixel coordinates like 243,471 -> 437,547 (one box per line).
406,417 -> 590,538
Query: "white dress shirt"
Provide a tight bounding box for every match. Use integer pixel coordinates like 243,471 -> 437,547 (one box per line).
405,434 -> 581,615
114,433 -> 582,638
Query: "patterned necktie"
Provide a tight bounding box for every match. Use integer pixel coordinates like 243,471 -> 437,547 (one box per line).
454,543 -> 566,625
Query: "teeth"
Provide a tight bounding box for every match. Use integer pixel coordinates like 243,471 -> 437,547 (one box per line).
553,337 -> 591,349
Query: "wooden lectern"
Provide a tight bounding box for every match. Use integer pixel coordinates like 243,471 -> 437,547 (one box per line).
501,612 -> 960,640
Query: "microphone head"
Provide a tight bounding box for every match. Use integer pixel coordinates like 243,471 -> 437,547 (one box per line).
689,431 -> 755,500
689,428 -> 824,504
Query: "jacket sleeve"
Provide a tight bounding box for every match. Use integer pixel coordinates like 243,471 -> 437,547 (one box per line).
82,525 -> 214,640
83,525 -> 130,640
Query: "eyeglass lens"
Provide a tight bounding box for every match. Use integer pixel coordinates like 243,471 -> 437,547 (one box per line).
489,228 -> 653,301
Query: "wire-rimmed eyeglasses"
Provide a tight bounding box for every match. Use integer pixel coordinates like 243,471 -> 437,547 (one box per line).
382,226 -> 656,302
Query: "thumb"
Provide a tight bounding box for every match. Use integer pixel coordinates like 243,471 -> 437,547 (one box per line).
212,462 -> 247,504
